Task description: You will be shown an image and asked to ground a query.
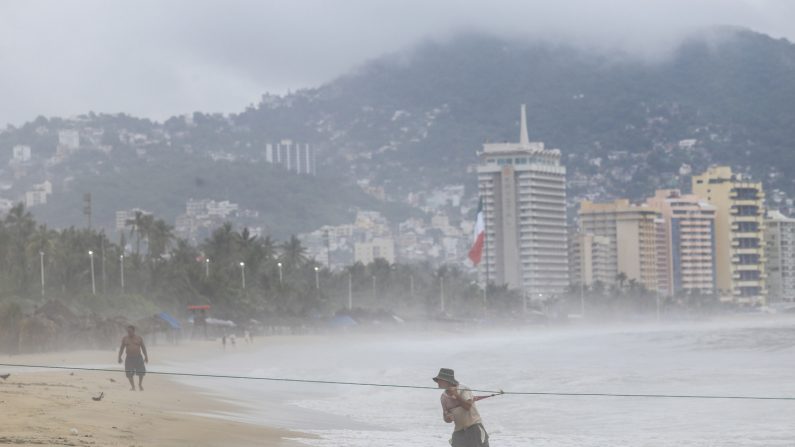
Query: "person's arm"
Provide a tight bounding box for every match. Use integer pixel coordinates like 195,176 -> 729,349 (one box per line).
450,388 -> 473,411
118,337 -> 126,363
441,398 -> 454,423
141,338 -> 149,363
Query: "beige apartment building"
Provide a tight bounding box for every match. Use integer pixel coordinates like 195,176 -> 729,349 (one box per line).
577,199 -> 663,292
765,210 -> 795,302
476,105 -> 568,296
570,232 -> 613,287
354,238 -> 396,265
692,166 -> 766,304
646,190 -> 717,296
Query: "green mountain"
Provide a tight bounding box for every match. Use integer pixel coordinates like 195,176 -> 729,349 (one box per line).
243,27 -> 794,207
2,26 -> 795,238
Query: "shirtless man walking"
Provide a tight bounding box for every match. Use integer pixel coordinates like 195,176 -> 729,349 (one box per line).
118,325 -> 149,391
434,368 -> 489,447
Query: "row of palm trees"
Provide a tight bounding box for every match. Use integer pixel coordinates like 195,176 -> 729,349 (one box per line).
0,204 -> 522,320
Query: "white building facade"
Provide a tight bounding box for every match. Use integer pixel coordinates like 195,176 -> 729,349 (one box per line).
265,139 -> 316,175
476,105 -> 568,297
765,210 -> 795,302
12,145 -> 31,163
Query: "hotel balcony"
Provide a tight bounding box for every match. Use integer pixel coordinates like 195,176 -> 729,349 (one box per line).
733,281 -> 764,289
730,214 -> 764,223
731,198 -> 762,206
731,241 -> 761,249
732,231 -> 762,238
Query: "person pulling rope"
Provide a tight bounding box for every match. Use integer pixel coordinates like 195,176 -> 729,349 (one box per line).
434,368 -> 490,447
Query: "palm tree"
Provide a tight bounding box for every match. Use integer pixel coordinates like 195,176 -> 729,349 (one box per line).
203,222 -> 237,264
4,203 -> 36,293
615,272 -> 628,289
51,227 -> 96,294
125,211 -> 148,257
147,219 -> 174,260
279,235 -> 307,269
139,214 -> 155,255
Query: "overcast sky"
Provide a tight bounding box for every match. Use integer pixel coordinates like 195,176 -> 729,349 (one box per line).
0,0 -> 793,126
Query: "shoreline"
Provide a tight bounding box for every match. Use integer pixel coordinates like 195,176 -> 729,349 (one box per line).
0,340 -> 309,447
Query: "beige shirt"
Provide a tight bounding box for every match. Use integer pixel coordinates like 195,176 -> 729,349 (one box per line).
440,385 -> 482,432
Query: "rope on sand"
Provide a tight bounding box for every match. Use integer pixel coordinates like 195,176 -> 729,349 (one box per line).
2,362 -> 794,402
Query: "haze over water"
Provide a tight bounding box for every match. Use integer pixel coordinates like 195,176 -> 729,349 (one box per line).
173,316 -> 795,446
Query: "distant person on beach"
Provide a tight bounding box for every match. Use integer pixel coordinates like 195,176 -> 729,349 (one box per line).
222,334 -> 227,350
118,325 -> 148,391
434,368 -> 489,447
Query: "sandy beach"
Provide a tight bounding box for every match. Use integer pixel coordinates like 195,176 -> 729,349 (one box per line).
0,340 -> 305,447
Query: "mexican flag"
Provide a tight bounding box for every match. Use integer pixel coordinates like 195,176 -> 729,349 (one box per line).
468,198 -> 485,265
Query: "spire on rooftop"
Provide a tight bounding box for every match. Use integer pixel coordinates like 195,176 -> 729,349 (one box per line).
520,104 -> 529,146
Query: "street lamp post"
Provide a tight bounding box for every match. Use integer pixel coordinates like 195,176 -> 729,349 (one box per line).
277,262 -> 283,285
372,275 -> 377,302
120,254 -> 125,293
347,270 -> 353,310
656,290 -> 661,322
39,251 -> 45,297
440,274 -> 445,313
205,258 -> 210,278
88,250 -> 96,296
101,240 -> 106,294
314,266 -> 320,301
580,282 -> 585,317
239,262 -> 246,289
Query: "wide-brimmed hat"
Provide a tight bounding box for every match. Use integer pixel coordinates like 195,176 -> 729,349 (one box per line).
433,368 -> 458,386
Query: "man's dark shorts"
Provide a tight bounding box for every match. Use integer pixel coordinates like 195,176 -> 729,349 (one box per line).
124,354 -> 146,378
452,423 -> 489,447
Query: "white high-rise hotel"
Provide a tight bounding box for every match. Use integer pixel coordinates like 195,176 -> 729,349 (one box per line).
476,105 -> 568,297
265,139 -> 316,175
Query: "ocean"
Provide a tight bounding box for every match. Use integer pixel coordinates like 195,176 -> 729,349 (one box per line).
175,316 -> 795,446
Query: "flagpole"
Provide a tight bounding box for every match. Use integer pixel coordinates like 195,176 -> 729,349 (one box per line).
483,196 -> 489,313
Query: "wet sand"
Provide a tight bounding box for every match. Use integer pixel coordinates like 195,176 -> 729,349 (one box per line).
0,340 -> 305,446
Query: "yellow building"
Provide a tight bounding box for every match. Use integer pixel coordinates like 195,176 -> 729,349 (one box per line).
578,200 -> 663,292
692,166 -> 766,304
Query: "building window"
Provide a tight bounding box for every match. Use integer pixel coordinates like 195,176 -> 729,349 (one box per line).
733,188 -> 759,200
737,238 -> 759,248
739,271 -> 760,280
737,254 -> 760,265
735,205 -> 758,216
737,222 -> 758,232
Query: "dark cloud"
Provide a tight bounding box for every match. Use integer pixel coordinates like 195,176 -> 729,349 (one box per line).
0,0 -> 792,126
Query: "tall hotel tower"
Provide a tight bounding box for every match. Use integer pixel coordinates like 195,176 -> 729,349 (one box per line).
476,105 -> 568,297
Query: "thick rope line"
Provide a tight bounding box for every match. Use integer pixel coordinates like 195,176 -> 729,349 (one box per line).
2,362 -> 795,402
